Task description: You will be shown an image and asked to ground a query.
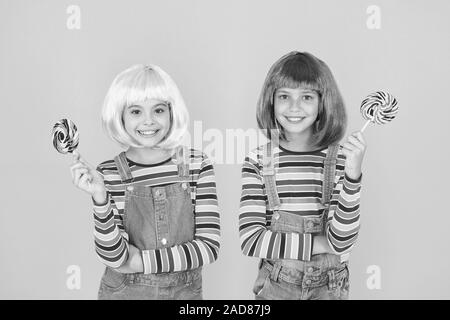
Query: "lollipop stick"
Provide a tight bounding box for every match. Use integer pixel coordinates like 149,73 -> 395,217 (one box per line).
360,119 -> 371,133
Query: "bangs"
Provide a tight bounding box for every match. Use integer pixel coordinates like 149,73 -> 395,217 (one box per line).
102,64 -> 189,150
272,55 -> 323,94
121,68 -> 173,107
274,77 -> 322,94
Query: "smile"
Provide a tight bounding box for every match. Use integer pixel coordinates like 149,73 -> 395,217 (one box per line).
137,129 -> 159,137
285,116 -> 305,123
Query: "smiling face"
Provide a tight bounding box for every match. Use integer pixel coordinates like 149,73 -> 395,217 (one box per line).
274,86 -> 320,141
123,99 -> 171,148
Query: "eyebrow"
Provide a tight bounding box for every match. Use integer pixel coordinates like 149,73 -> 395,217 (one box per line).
128,101 -> 169,108
302,90 -> 318,94
276,88 -> 318,94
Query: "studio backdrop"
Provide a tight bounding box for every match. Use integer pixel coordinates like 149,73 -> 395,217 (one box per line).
1,0 -> 449,299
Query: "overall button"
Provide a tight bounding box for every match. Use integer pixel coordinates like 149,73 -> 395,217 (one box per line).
127,186 -> 134,192
305,279 -> 312,285
307,221 -> 314,228
307,267 -> 314,273
273,213 -> 280,220
161,238 -> 167,245
181,182 -> 188,190
155,190 -> 161,198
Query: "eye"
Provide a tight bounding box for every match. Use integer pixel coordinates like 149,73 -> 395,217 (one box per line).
130,109 -> 141,115
154,106 -> 167,114
303,94 -> 317,101
277,94 -> 289,100
154,103 -> 169,114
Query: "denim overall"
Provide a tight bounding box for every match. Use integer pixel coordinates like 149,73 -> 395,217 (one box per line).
98,146 -> 202,300
253,143 -> 350,300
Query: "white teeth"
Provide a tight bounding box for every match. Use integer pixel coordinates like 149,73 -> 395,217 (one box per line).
138,130 -> 157,136
287,117 -> 303,122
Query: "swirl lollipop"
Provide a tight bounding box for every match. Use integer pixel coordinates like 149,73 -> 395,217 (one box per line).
360,91 -> 398,132
52,119 -> 79,154
52,119 -> 94,189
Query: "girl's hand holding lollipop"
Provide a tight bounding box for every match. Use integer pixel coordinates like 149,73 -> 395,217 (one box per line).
341,131 -> 367,181
52,119 -> 107,204
341,91 -> 398,181
70,151 -> 107,205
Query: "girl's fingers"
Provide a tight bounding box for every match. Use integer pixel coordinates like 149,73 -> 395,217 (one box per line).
73,168 -> 89,186
340,146 -> 351,158
348,135 -> 365,151
70,161 -> 97,180
70,164 -> 88,181
73,168 -> 85,186
70,161 -> 88,180
72,152 -> 95,171
70,162 -> 85,172
352,131 -> 366,145
79,173 -> 91,189
85,173 -> 94,185
73,169 -> 80,186
342,142 -> 356,151
78,155 -> 94,170
78,168 -> 89,176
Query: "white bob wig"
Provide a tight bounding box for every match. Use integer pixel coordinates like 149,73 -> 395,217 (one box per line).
102,64 -> 189,150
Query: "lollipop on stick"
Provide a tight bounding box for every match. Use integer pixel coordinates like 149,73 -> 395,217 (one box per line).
52,119 -> 91,186
360,91 -> 398,132
52,119 -> 79,154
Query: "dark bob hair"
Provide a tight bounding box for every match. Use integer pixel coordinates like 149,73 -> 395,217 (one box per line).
256,51 -> 347,149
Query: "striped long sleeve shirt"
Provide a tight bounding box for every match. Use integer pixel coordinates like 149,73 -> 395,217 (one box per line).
92,149 -> 220,273
239,144 -> 361,262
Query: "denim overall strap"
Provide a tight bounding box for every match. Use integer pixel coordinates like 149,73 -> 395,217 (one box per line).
113,152 -> 133,183
263,144 -> 340,235
174,146 -> 192,197
320,144 -> 339,233
321,144 -> 339,207
175,146 -> 190,181
262,142 -> 281,211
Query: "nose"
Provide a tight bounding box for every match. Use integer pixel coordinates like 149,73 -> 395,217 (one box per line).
142,110 -> 155,125
289,97 -> 303,111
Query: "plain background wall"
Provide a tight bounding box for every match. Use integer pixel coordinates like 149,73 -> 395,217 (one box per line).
1,0 -> 449,299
